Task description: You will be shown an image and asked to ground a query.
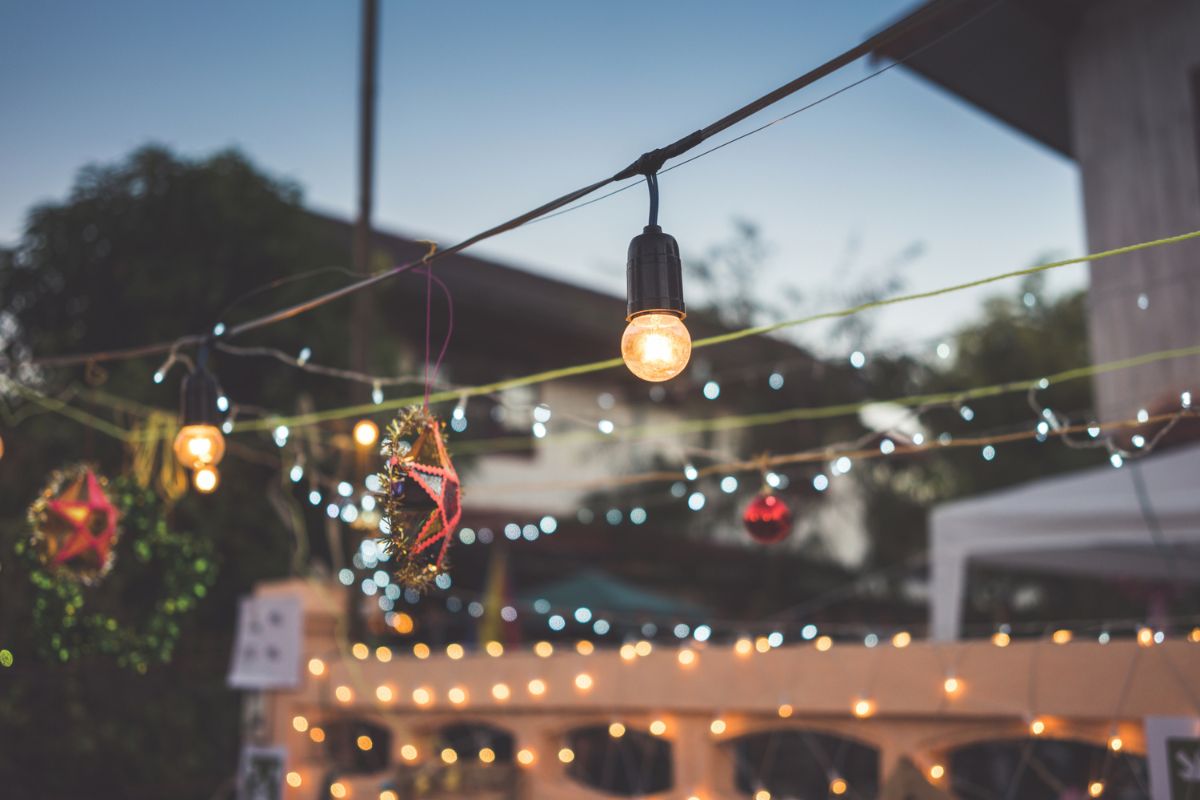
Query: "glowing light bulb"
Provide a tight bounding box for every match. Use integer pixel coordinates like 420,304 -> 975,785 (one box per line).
335,685 -> 352,704
330,782 -> 347,798
1108,735 -> 1123,752
353,419 -> 379,447
929,764 -> 945,780
357,734 -> 373,751
710,718 -> 727,735
479,747 -> 495,764
992,631 -> 1011,647
558,747 -> 575,764
574,673 -> 594,692
517,748 -> 536,766
609,722 -> 626,738
309,727 -> 326,743
174,424 -> 226,469
400,744 -> 418,761
830,778 -> 848,795
1030,718 -> 1046,736
441,748 -> 458,764
621,313 -> 691,382
193,465 -> 219,493
534,641 -> 554,658
1089,780 -> 1105,797
376,685 -> 394,703
491,683 -> 511,702
307,657 -> 326,677
448,686 -> 468,705
292,715 -> 309,732
777,704 -> 793,719
649,719 -> 667,736
943,676 -> 961,696
286,771 -> 302,788
853,699 -> 875,718
527,679 -> 547,697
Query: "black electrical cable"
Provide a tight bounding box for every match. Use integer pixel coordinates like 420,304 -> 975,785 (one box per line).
28,0 -> 989,368
646,172 -> 659,227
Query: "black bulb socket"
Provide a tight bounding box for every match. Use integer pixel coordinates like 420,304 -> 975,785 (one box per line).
626,225 -> 686,321
180,366 -> 221,427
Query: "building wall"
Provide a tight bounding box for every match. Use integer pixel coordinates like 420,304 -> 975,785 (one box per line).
1068,0 -> 1200,423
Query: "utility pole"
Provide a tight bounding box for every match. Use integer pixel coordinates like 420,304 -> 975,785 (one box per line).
350,0 -> 379,381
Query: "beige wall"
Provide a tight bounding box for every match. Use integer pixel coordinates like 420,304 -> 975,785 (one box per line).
254,581 -> 1199,798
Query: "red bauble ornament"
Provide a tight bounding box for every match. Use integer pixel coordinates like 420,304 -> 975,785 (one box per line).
742,491 -> 793,544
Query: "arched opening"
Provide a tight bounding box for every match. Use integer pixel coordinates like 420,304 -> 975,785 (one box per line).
949,738 -> 1149,799
726,729 -> 880,798
562,724 -> 673,797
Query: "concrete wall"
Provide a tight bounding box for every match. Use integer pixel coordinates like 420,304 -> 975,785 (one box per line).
1068,0 -> 1200,423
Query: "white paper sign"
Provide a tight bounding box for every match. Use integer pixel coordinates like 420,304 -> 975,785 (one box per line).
1146,716 -> 1200,800
237,745 -> 287,800
227,594 -> 302,689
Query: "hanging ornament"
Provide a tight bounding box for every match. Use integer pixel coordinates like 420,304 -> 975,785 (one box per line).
15,476 -> 218,668
26,463 -> 121,584
742,488 -> 793,545
375,407 -> 463,590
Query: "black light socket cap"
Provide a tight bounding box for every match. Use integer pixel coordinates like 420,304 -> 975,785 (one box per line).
180,367 -> 221,427
626,225 -> 686,320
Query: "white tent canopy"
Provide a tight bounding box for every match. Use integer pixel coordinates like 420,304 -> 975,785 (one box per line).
929,443 -> 1200,640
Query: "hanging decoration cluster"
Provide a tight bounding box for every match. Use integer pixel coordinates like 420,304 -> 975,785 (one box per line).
375,407 -> 463,591
16,474 -> 219,669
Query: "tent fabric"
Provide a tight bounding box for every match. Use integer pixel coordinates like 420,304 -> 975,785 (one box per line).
929,443 -> 1200,640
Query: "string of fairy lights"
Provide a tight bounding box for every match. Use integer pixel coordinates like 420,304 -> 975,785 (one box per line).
284,613 -> 1200,799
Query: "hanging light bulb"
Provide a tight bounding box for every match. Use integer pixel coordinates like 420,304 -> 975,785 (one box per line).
622,173 -> 691,382
353,418 -> 379,448
193,465 -> 219,494
173,358 -> 225,470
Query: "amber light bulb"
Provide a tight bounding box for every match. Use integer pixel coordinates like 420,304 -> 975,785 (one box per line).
174,424 -> 226,469
193,465 -> 219,494
353,419 -> 379,448
621,312 -> 691,382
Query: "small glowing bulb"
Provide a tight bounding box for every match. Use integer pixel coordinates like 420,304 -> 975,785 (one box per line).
412,687 -> 433,707
534,641 -> 554,657
929,764 -> 945,780
376,685 -> 394,703
307,657 -> 326,677
413,643 -> 431,659
892,631 -> 912,648
517,748 -> 536,766
292,715 -> 309,732
619,643 -> 637,661
621,312 -> 692,382
174,424 -> 226,469
609,722 -> 626,738
309,727 -> 325,743
830,778 -> 848,795
400,744 -> 418,762
448,686 -> 468,705
754,791 -> 771,800
1089,780 -> 1105,797
710,718 -> 727,735
734,638 -> 754,657
441,747 -> 458,764
286,771 -> 302,788
375,646 -> 392,662
193,465 -> 219,493
574,673 -> 594,692
853,699 -> 874,718
351,642 -> 369,660
943,676 -> 961,695
330,782 -> 347,798
353,419 -> 379,447
1137,627 -> 1154,647
1052,629 -> 1073,645
446,643 -> 464,659
479,747 -> 496,764
485,641 -> 504,657
491,683 -> 511,701
380,792 -> 398,800
528,679 -> 547,697
1030,718 -> 1046,736
1109,735 -> 1123,752
777,704 -> 794,719
649,719 -> 667,736
334,685 -> 352,704
576,640 -> 595,655
558,747 -> 575,764
755,636 -> 771,653
992,631 -> 1011,647
634,640 -> 653,657
677,648 -> 697,667
815,636 -> 833,652
357,734 -> 374,751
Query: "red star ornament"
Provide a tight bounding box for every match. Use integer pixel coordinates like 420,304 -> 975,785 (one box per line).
46,469 -> 120,569
405,418 -> 462,568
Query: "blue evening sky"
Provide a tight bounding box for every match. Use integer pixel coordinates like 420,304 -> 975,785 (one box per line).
0,1 -> 1084,354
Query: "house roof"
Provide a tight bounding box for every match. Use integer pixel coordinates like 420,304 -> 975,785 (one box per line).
869,0 -> 1092,158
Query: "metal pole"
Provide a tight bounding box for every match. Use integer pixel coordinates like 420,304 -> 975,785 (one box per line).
350,0 -> 379,379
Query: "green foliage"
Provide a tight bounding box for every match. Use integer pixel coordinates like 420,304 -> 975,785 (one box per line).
0,145 -> 366,797
14,476 -> 218,670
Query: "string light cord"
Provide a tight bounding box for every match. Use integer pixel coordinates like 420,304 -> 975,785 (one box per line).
23,0 -> 1000,372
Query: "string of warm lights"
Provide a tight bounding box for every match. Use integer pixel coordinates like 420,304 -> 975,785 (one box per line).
291,616 -> 1199,800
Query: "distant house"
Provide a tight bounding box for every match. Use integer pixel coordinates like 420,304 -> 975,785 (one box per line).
872,0 -> 1200,424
